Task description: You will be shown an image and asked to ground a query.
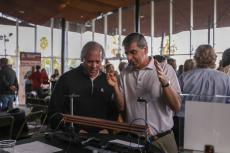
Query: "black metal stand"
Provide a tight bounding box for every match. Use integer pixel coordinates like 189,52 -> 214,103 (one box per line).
66,94 -> 80,128
65,94 -> 80,142
137,97 -> 150,153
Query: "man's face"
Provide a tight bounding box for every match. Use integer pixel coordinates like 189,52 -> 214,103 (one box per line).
83,49 -> 102,78
124,42 -> 148,69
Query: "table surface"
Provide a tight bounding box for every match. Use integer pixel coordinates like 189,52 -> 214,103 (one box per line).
16,132 -> 147,153
15,132 -> 203,153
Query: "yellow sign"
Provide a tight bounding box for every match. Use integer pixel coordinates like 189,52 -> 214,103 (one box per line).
40,37 -> 48,50
162,37 -> 177,55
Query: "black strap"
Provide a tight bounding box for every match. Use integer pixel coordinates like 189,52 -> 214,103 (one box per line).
150,130 -> 172,141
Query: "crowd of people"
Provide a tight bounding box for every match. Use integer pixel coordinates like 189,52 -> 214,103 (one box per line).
1,32 -> 230,153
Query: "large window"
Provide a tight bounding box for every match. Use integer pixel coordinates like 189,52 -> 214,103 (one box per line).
107,11 -> 119,58
19,26 -> 35,53
82,22 -> 93,47
95,17 -> 105,50
0,25 -> 16,56
68,31 -> 81,59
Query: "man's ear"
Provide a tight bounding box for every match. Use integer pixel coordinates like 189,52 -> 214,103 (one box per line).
143,46 -> 148,55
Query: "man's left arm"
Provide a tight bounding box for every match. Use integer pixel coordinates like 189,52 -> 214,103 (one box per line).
154,60 -> 181,112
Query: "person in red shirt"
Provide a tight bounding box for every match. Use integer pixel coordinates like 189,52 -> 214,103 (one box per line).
41,68 -> 49,84
29,65 -> 42,94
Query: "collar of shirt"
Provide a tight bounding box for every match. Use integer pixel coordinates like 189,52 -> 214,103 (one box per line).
127,57 -> 155,72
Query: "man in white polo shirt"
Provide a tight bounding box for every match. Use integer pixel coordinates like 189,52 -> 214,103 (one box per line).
107,33 -> 181,153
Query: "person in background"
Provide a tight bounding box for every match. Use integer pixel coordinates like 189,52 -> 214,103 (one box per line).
167,57 -> 177,72
40,68 -> 50,97
40,68 -> 49,85
177,64 -> 184,77
183,59 -> 196,72
24,66 -> 35,94
107,33 -> 181,153
177,45 -> 230,148
50,69 -> 60,91
217,60 -> 223,71
29,65 -> 42,96
179,44 -> 230,103
105,63 -> 119,80
0,58 -> 18,111
118,61 -> 127,74
48,41 -> 118,133
105,63 -> 124,123
221,48 -> 230,76
153,55 -> 167,64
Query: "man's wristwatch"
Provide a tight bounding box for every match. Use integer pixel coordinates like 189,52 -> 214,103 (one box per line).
162,81 -> 170,88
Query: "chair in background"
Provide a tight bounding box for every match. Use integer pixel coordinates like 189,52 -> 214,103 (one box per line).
0,115 -> 14,139
26,97 -> 49,125
16,110 -> 44,140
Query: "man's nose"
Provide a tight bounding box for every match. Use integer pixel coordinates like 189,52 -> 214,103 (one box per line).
127,54 -> 133,61
91,62 -> 97,68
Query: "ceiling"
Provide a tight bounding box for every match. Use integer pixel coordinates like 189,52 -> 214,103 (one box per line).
1,0 -> 230,37
0,0 -> 136,24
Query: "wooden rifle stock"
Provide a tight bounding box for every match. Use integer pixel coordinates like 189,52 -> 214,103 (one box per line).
62,114 -> 146,135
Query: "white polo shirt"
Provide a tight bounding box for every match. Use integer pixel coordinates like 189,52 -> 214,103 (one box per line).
120,58 -> 181,135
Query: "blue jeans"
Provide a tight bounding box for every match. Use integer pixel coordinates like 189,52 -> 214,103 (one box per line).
0,95 -> 15,111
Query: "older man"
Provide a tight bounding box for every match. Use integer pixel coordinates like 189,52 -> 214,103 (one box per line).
48,41 -> 118,132
107,33 -> 181,153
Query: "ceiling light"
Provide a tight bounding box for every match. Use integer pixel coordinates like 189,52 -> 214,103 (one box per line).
59,3 -> 67,10
18,10 -> 24,14
85,22 -> 91,27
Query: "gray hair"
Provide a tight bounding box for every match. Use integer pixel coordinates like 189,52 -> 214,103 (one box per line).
80,41 -> 105,62
122,33 -> 148,49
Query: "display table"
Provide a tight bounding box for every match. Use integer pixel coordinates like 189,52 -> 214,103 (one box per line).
16,132 -> 148,153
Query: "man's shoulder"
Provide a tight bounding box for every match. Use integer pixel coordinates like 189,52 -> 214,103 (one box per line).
61,66 -> 81,77
181,68 -> 229,81
2,66 -> 16,74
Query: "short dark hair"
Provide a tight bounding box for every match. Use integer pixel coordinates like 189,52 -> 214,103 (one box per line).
122,33 -> 148,49
222,48 -> 230,67
194,44 -> 216,68
36,65 -> 41,70
167,57 -> 176,64
153,55 -> 166,63
81,41 -> 105,62
0,58 -> 8,66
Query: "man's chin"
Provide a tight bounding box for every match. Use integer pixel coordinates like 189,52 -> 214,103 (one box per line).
89,72 -> 98,78
129,63 -> 138,67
